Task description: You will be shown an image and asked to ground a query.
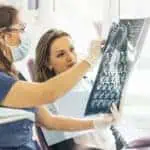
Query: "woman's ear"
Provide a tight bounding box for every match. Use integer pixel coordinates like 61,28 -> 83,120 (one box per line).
3,32 -> 13,45
48,65 -> 53,71
0,33 -> 8,45
46,58 -> 53,70
4,32 -> 11,41
45,61 -> 52,70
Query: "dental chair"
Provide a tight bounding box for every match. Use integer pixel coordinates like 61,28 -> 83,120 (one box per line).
123,138 -> 150,150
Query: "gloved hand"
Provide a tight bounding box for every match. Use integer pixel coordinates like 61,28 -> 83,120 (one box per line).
110,103 -> 121,124
85,39 -> 102,66
93,103 -> 120,130
91,104 -> 120,150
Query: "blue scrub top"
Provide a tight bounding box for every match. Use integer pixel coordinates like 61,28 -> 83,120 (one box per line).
0,71 -> 40,149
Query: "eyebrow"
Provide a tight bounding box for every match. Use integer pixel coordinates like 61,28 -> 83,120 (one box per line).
55,49 -> 65,53
55,45 -> 75,53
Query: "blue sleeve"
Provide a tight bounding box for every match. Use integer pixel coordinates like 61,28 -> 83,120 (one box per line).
0,72 -> 17,102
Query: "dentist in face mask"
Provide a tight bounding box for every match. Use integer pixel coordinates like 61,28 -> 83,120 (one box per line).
0,22 -> 31,65
0,22 -> 31,80
11,31 -> 31,80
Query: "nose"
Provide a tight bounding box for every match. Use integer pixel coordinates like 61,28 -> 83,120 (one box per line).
66,52 -> 75,62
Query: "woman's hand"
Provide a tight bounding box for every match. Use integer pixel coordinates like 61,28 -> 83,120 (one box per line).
93,103 -> 121,129
85,40 -> 102,66
111,103 -> 121,124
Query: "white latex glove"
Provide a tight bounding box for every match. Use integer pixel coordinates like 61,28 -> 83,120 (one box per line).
93,103 -> 120,129
111,103 -> 121,124
92,104 -> 120,150
93,113 -> 113,130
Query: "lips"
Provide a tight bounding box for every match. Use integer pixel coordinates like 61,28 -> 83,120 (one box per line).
68,63 -> 75,68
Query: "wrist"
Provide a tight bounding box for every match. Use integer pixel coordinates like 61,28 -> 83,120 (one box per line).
90,119 -> 95,129
84,55 -> 97,66
82,59 -> 92,67
93,118 -> 107,130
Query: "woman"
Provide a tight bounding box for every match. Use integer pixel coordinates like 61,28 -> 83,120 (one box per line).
35,29 -> 120,150
0,4 -> 118,150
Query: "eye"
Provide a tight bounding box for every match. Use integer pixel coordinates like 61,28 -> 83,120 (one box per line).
56,52 -> 65,58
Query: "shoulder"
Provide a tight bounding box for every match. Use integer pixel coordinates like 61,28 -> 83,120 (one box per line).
0,72 -> 17,102
0,71 -> 14,79
0,72 -> 17,86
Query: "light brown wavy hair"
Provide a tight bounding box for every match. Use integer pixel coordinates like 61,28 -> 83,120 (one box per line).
35,29 -> 70,82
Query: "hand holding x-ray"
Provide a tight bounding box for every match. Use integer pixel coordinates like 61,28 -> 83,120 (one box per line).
85,18 -> 150,116
93,103 -> 120,130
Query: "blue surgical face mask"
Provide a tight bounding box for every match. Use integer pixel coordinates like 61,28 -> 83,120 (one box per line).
11,33 -> 31,62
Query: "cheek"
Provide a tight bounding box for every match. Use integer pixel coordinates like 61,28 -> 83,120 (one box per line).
51,58 -> 66,72
9,33 -> 20,46
13,33 -> 21,45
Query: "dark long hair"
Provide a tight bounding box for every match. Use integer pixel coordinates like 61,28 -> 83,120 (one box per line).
0,5 -> 18,73
35,29 -> 70,82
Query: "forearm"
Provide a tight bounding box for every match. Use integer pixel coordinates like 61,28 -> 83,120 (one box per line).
44,115 -> 94,131
37,106 -> 115,132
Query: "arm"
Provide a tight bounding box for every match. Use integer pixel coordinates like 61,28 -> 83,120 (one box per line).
36,106 -> 94,131
36,106 -> 118,131
2,40 -> 101,108
2,60 -> 90,108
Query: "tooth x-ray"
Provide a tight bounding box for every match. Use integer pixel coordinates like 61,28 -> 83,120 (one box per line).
85,18 -> 150,115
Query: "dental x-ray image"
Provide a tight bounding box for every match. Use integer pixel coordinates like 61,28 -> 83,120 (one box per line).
85,18 -> 150,115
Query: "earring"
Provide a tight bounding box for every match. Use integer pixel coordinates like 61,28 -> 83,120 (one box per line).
49,66 -> 53,71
